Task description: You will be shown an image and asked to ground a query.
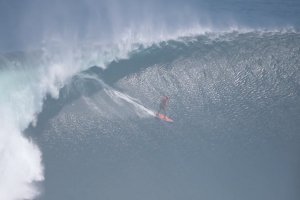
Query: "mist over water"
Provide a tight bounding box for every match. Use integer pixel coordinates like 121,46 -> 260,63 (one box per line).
1,0 -> 300,52
0,1 -> 300,200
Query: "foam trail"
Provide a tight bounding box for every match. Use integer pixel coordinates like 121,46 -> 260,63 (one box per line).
105,89 -> 156,118
78,73 -> 156,117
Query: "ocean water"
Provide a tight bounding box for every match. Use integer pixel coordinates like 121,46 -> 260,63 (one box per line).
1,1 -> 300,200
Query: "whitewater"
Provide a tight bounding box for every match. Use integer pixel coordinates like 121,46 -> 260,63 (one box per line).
0,36 -> 142,199
1,0 -> 300,200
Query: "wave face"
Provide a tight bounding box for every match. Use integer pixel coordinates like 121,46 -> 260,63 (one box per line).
24,31 -> 300,200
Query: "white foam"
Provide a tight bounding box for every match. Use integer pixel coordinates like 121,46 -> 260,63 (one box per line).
0,69 -> 44,200
78,74 -> 156,118
0,41 -> 137,199
105,89 -> 156,118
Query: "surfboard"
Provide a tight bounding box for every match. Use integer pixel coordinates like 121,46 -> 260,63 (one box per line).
156,113 -> 174,123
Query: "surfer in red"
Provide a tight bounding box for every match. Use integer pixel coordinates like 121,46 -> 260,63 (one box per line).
157,96 -> 169,117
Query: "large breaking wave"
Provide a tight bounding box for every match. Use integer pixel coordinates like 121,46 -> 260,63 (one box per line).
1,1 -> 300,199
1,29 -> 300,199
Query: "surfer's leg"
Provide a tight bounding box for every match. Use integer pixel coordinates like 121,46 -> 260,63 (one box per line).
157,104 -> 163,115
162,108 -> 167,118
157,107 -> 161,116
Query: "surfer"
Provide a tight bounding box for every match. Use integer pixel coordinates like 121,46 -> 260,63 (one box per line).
157,96 -> 169,117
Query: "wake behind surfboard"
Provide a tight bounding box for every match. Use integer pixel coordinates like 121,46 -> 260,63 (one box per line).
156,113 -> 174,123
100,83 -> 173,122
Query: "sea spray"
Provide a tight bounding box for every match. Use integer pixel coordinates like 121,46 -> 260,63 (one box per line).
0,41 -> 139,199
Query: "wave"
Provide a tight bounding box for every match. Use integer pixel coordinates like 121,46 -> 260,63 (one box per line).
1,29 -> 300,199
